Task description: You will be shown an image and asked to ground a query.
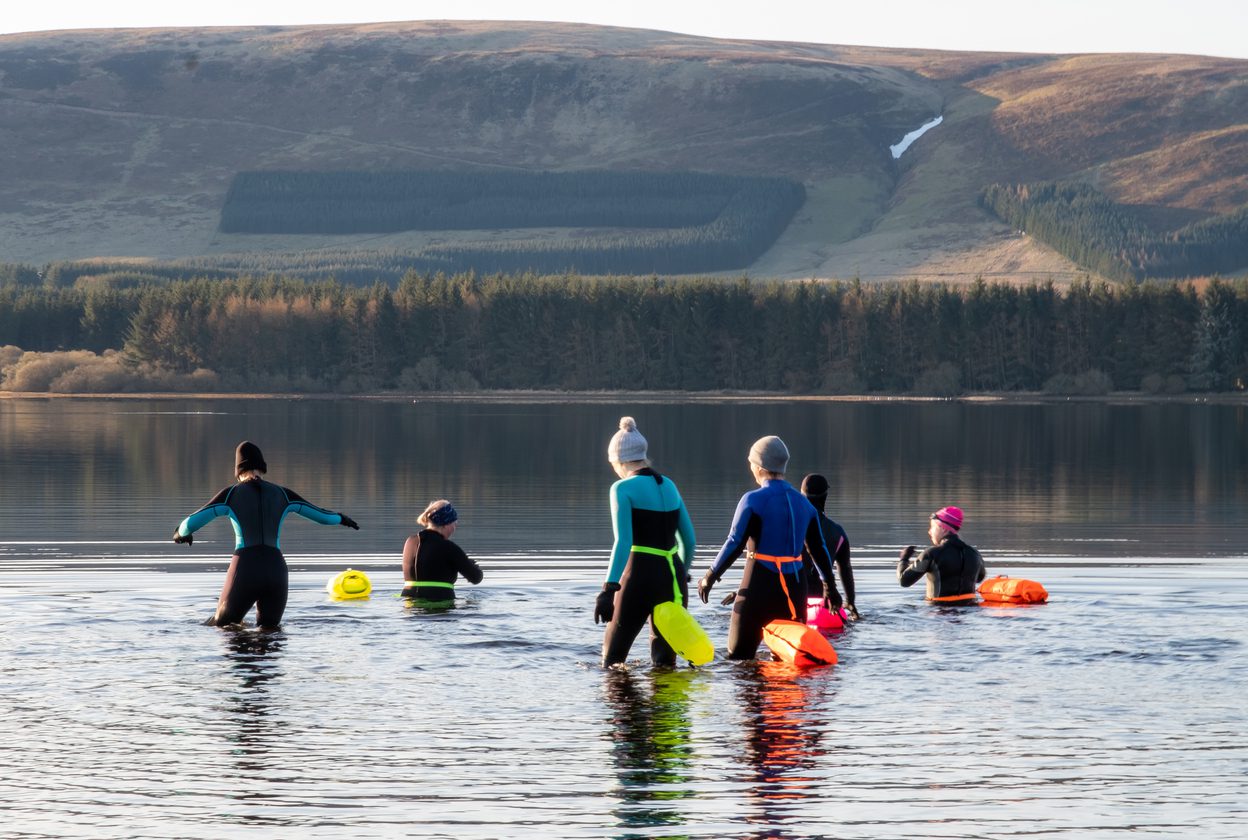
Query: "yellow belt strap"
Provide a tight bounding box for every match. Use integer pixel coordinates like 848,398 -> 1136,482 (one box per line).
631,544 -> 682,603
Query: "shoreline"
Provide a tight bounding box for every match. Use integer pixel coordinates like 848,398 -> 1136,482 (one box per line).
2,389 -> 1245,405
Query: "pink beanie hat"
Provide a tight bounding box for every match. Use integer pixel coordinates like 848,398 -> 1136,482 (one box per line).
932,506 -> 963,531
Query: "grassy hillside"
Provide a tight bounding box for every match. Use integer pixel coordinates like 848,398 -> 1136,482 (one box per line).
0,23 -> 1245,281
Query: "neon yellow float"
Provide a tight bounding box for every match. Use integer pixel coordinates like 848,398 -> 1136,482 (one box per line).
326,568 -> 372,600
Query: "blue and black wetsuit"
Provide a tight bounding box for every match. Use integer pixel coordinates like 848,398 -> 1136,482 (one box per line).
709,479 -> 838,659
176,477 -> 348,627
602,468 -> 696,667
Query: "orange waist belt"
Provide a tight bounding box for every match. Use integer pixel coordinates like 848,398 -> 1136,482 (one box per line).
749,551 -> 802,570
929,592 -> 979,603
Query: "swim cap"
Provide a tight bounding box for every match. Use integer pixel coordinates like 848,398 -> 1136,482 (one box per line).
419,499 -> 458,528
932,506 -> 963,532
801,474 -> 829,510
235,441 -> 267,475
748,436 -> 789,474
607,416 -> 648,463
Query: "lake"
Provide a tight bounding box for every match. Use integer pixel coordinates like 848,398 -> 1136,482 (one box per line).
1,397 -> 1246,838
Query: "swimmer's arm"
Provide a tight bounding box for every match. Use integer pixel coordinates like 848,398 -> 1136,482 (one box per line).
606,480 -> 633,584
284,488 -> 344,526
710,495 -> 753,578
675,503 -> 696,578
178,487 -> 233,536
897,548 -> 933,588
834,532 -> 856,605
449,541 -> 484,585
804,516 -> 837,593
973,547 -> 986,583
402,535 -> 420,581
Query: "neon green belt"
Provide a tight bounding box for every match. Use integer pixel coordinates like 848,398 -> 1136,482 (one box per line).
630,544 -> 683,603
403,580 -> 454,589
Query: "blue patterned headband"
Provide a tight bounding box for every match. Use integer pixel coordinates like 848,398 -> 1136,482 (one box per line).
428,503 -> 458,526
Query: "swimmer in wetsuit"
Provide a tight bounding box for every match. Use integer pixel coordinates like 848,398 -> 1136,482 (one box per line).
799,474 -> 860,621
400,500 -> 482,601
595,417 -> 697,668
173,441 -> 360,628
897,505 -> 985,603
697,436 -> 841,660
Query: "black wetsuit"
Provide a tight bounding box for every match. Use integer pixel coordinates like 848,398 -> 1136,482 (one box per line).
177,478 -> 347,627
401,529 -> 483,600
803,514 -> 855,605
602,469 -> 696,668
898,534 -> 986,601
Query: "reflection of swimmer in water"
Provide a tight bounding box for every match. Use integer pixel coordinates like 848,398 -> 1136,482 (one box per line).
603,668 -> 696,831
400,500 -> 482,601
740,662 -> 828,824
173,441 -> 360,628
596,417 -> 697,668
897,505 -> 985,603
697,436 -> 839,660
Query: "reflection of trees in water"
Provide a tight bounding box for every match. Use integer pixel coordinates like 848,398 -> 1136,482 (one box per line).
221,628 -> 295,825
739,662 -> 837,839
603,669 -> 698,838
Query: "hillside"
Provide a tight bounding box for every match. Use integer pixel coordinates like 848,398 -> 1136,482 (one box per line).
0,22 -> 1245,281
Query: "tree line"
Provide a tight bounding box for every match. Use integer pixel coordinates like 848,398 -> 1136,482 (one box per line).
3,271 -> 1246,394
980,181 -> 1248,281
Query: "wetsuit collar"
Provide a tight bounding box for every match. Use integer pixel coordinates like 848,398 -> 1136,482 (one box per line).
633,467 -> 664,484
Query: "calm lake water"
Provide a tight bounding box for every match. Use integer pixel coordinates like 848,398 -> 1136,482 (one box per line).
2,397 -> 1246,839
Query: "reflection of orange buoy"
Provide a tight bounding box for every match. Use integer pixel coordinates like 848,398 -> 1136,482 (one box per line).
978,575 -> 1048,605
763,619 -> 837,668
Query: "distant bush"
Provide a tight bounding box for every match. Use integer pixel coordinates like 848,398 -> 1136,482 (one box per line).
0,347 -> 218,393
1043,368 -> 1114,396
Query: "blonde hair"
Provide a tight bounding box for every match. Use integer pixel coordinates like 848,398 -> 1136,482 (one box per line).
417,499 -> 455,528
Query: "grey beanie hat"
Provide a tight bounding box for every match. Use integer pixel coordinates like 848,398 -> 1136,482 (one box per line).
748,435 -> 790,474
607,416 -> 648,463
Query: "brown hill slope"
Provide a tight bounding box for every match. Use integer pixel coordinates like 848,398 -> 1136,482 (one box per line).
0,22 -> 1245,280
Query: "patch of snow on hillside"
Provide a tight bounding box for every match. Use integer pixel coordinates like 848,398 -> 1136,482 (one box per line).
889,116 -> 943,159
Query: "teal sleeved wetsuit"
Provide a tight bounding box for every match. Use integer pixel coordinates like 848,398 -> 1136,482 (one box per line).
177,477 -> 347,627
602,468 -> 696,667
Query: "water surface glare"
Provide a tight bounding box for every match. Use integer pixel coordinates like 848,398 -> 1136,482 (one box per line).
1,398 -> 1246,838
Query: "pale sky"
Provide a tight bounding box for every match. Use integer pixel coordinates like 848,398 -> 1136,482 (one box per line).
2,1 -> 1246,60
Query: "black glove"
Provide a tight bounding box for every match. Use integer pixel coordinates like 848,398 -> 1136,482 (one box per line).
823,584 -> 843,612
594,582 -> 621,625
899,545 -> 916,563
697,570 -> 719,604
340,514 -> 360,530
173,529 -> 192,545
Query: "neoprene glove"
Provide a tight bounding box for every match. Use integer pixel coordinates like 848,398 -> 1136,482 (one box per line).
697,569 -> 719,604
594,582 -> 621,625
340,515 -> 360,530
823,584 -> 843,612
173,529 -> 192,545
899,545 -> 916,563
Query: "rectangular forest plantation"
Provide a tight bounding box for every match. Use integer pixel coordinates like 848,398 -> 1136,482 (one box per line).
217,169 -> 806,276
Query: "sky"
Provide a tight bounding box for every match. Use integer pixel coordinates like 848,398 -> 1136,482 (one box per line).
2,0 -> 1247,60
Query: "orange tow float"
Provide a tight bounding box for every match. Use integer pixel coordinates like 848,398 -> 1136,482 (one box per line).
978,575 -> 1048,605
